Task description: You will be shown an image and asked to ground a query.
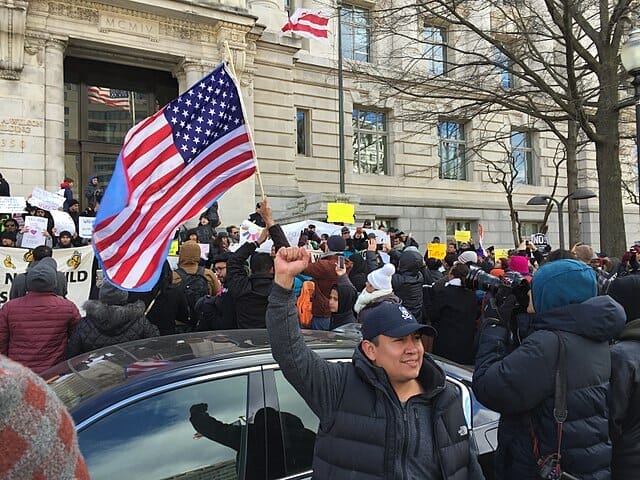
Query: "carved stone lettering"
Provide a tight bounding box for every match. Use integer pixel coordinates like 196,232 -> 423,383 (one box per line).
99,12 -> 159,42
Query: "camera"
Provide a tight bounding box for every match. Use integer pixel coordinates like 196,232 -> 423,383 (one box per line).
464,266 -> 527,294
537,455 -> 580,480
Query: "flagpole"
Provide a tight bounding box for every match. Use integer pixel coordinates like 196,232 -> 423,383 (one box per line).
129,91 -> 136,126
224,41 -> 266,200
337,3 -> 346,194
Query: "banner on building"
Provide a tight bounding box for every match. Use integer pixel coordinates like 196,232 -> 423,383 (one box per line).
0,245 -> 94,311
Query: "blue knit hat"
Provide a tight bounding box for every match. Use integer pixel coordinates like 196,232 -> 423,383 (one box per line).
532,259 -> 597,313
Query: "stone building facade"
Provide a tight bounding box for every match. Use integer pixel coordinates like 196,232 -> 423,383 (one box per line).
0,0 -> 636,250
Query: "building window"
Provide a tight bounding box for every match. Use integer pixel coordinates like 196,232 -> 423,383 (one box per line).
439,120 -> 466,180
352,107 -> 388,175
341,4 -> 370,62
446,220 -> 473,246
511,130 -> 534,184
296,109 -> 311,156
495,47 -> 513,88
521,222 -> 542,239
423,25 -> 448,75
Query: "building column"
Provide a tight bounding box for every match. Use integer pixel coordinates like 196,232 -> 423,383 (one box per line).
44,38 -> 66,191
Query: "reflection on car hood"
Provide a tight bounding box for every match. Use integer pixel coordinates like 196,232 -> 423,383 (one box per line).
41,330 -> 360,410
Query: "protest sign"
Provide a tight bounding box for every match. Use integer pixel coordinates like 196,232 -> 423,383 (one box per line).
326,202 -> 355,224
29,187 -> 65,211
50,210 -> 76,235
0,245 -> 94,312
494,248 -> 510,261
454,230 -> 471,242
78,217 -> 95,239
427,242 -> 446,260
0,197 -> 26,213
21,216 -> 49,249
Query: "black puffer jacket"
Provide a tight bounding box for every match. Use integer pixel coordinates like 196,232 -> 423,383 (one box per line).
473,296 -> 625,480
66,300 -> 159,357
609,318 -> 640,479
389,248 -> 424,322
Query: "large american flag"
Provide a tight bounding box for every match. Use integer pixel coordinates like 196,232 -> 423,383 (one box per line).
88,86 -> 131,111
281,9 -> 330,43
93,63 -> 256,291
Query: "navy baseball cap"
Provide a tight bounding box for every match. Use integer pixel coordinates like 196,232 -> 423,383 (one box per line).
361,303 -> 437,340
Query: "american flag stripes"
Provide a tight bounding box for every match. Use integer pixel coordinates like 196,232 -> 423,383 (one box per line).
88,86 -> 131,111
93,63 -> 256,291
281,9 -> 330,42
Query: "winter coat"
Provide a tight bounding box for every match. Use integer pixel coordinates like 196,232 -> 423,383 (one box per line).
60,181 -> 74,212
67,301 -> 159,357
329,275 -> 358,330
389,248 -> 425,322
84,176 -> 102,208
226,224 -> 289,328
473,296 -> 626,480
266,283 -> 485,479
303,254 -> 353,318
0,259 -> 80,373
10,263 -> 67,299
430,283 -> 479,365
609,318 -> 640,479
347,253 -> 368,292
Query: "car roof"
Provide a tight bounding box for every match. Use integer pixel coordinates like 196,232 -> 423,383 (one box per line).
42,329 -> 360,411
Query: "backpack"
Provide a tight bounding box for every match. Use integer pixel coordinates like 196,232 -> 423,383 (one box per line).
296,280 -> 315,328
175,267 -> 209,326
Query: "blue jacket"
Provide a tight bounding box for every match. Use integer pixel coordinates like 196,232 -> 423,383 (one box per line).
473,296 -> 625,480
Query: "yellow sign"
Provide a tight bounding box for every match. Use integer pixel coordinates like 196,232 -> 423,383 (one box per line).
494,248 -> 510,261
427,242 -> 446,260
454,230 -> 471,242
168,239 -> 179,256
327,202 -> 355,224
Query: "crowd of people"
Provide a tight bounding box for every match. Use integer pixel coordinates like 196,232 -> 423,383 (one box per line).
0,173 -> 639,479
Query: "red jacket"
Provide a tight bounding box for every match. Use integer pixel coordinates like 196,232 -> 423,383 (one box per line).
0,292 -> 81,373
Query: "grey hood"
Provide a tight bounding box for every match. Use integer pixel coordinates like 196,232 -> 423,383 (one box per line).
26,257 -> 58,292
82,300 -> 147,336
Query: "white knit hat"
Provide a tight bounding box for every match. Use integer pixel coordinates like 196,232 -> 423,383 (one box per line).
367,263 -> 396,290
458,251 -> 478,265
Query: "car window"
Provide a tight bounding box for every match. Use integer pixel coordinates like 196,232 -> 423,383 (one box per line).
273,370 -> 318,476
78,375 -> 248,480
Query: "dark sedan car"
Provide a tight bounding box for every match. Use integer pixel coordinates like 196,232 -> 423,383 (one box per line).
42,330 -> 498,480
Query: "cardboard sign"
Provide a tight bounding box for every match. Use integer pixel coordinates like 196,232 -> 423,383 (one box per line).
0,196 -> 26,213
20,216 -> 49,249
29,187 -> 65,211
78,217 -> 95,239
326,202 -> 355,224
454,230 -> 471,242
427,242 -> 446,260
50,210 -> 76,235
168,239 -> 179,256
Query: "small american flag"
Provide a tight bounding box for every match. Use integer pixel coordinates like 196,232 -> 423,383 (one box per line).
88,86 -> 131,111
93,63 -> 256,291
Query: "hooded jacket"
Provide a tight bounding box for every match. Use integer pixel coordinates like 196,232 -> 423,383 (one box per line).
303,254 -> 353,318
9,259 -> 68,299
329,275 -> 358,330
84,176 -> 101,207
266,283 -> 485,479
0,258 -> 80,373
172,241 -> 219,295
66,300 -> 159,358
389,248 -> 425,322
473,295 -> 625,480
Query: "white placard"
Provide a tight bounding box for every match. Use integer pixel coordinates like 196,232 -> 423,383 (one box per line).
29,187 -> 65,211
78,217 -> 95,239
50,210 -> 76,235
198,243 -> 210,259
21,216 -> 49,249
0,196 -> 26,213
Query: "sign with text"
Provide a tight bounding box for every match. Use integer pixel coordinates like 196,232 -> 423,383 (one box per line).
427,242 -> 446,260
78,217 -> 95,239
494,248 -> 510,261
0,196 -> 26,213
29,187 -> 65,211
454,230 -> 471,242
50,210 -> 76,235
21,216 -> 49,249
0,245 -> 94,312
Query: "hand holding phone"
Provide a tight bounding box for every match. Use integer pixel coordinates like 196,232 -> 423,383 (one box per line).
338,256 -> 345,269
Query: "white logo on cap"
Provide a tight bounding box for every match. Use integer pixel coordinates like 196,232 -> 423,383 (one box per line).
399,305 -> 412,320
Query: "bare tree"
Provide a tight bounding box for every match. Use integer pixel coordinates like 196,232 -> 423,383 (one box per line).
344,0 -> 638,255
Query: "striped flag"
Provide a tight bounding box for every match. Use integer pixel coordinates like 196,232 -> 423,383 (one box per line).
281,9 -> 330,42
93,63 -> 256,291
88,86 -> 131,111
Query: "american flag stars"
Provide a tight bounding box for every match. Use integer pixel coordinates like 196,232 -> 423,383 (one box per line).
164,67 -> 245,165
